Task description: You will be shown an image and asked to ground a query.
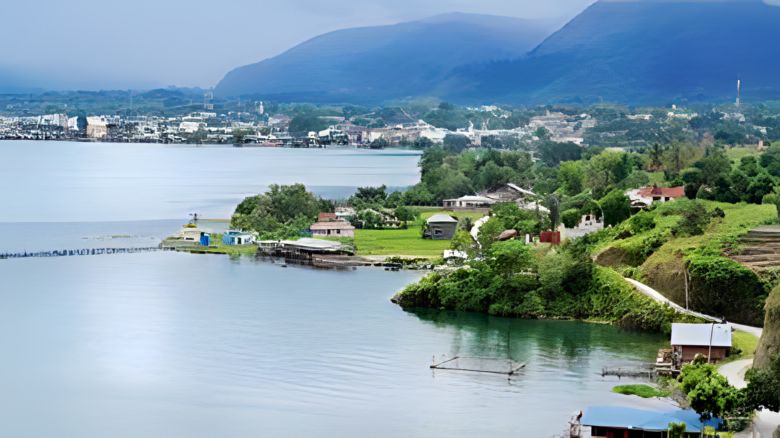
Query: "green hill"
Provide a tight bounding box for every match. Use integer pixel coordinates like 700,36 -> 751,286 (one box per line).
593,200 -> 776,325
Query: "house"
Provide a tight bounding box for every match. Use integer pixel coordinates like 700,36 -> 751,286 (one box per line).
671,323 -> 732,363
222,231 -> 255,245
481,183 -> 549,213
424,214 -> 458,240
482,183 -> 537,203
626,185 -> 686,210
442,195 -> 496,209
582,406 -> 720,438
310,219 -> 355,238
335,207 -> 356,221
561,214 -> 604,240
317,212 -> 338,222
178,227 -> 209,244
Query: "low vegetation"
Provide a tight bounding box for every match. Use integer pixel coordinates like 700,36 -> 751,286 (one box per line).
612,384 -> 670,398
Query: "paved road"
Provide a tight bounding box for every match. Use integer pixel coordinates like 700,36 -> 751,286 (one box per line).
624,277 -> 778,436
624,278 -> 762,336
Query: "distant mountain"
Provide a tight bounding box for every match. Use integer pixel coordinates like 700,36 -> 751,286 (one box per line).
214,13 -> 558,103
442,0 -> 780,104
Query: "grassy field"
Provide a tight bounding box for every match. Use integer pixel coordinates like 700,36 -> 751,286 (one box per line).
612,384 -> 670,398
725,146 -> 761,165
720,331 -> 760,365
354,209 -> 486,257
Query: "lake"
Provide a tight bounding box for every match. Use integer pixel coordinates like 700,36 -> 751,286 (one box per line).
0,141 -> 668,437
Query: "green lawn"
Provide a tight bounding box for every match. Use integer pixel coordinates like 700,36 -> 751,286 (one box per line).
725,146 -> 760,165
612,384 -> 670,398
720,331 -> 760,365
354,209 -> 487,257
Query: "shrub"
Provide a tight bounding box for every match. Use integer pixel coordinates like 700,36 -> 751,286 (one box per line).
561,208 -> 581,228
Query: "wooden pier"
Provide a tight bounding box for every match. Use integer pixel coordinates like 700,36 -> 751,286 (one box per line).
601,366 -> 656,378
0,246 -> 170,260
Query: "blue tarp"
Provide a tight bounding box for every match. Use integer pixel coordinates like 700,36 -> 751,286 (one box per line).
581,406 -> 721,432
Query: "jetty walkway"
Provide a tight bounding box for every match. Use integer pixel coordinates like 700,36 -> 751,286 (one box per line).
0,246 -> 170,260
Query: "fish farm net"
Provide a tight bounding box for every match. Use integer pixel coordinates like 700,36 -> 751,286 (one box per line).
430,356 -> 526,375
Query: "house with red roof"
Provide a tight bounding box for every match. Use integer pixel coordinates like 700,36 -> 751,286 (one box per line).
626,185 -> 686,209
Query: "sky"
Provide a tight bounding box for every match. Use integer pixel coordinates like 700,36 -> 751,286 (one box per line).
0,0 -> 595,90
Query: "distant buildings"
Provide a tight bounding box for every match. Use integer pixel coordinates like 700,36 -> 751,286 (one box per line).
626,185 -> 685,209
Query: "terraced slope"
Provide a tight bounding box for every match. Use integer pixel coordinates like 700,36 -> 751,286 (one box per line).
729,226 -> 780,272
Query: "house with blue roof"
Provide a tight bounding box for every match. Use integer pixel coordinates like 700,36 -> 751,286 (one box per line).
582,406 -> 721,438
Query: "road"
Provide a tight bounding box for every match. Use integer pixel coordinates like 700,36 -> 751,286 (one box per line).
624,278 -> 762,336
624,277 -> 778,436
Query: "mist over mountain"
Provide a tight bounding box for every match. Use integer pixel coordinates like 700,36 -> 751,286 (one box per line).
214,13 -> 558,103
442,0 -> 780,104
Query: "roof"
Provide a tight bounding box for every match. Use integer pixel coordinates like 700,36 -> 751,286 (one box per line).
280,238 -> 344,251
506,183 -> 537,197
318,212 -> 338,222
582,406 -> 720,432
443,195 -> 496,204
426,213 -> 458,224
671,323 -> 732,348
637,185 -> 685,199
224,230 -> 252,237
310,220 -> 355,231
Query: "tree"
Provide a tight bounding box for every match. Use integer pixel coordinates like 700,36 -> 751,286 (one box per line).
667,422 -> 687,438
679,360 -> 741,421
648,143 -> 666,171
443,134 -> 471,153
370,137 -> 389,149
547,194 -> 560,231
677,201 -> 710,236
561,209 -> 581,229
394,206 -> 418,227
559,161 -> 585,195
288,114 -> 328,135
488,240 -> 532,279
477,217 -> 505,253
351,186 -> 388,206
586,151 -> 632,198
745,354 -> 780,413
230,183 -> 322,239
599,190 -> 631,227
538,141 -> 581,166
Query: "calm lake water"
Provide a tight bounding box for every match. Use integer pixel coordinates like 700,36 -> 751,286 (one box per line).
0,141 -> 669,437
0,141 -> 421,222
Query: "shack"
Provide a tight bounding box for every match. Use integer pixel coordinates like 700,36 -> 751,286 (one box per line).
671,323 -> 732,363
424,214 -> 458,240
222,230 -> 256,245
582,406 -> 720,438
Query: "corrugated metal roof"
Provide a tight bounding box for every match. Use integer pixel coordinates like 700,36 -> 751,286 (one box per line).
426,214 -> 458,224
582,406 -> 720,432
671,323 -> 732,347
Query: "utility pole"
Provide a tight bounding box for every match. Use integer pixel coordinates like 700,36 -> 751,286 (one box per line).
707,322 -> 714,363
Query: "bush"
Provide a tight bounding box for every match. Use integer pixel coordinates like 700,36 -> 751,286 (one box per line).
561,209 -> 581,228
686,255 -> 767,325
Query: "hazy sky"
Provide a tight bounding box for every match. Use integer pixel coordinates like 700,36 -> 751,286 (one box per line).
0,0 -> 595,90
